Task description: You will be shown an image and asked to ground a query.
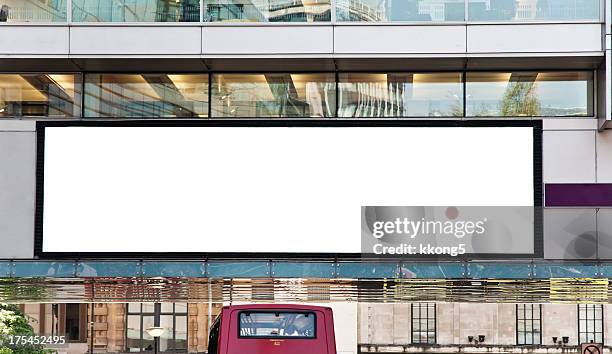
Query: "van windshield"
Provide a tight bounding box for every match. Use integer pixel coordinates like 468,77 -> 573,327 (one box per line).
239,311 -> 316,338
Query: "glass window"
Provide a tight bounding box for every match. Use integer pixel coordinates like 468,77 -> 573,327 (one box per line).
64,304 -> 82,341
516,304 -> 541,345
126,303 -> 188,352
84,74 -> 208,118
211,73 -> 335,118
0,74 -> 81,118
239,312 -> 316,338
0,0 -> 67,22
468,0 -> 599,21
578,304 -> 603,344
72,0 -> 199,22
412,303 -> 436,344
204,0 -> 330,22
466,71 -> 593,117
338,72 -> 463,117
47,304 -> 85,342
337,0 -> 464,22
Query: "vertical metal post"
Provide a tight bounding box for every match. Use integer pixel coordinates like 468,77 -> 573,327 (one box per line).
462,71 -> 467,118
66,0 -> 72,23
89,292 -> 94,354
208,281 -> 213,335
200,0 -> 204,22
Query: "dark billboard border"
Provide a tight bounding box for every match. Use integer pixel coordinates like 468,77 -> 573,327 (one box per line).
34,119 -> 543,260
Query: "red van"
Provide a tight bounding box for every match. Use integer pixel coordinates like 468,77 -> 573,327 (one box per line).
207,304 -> 337,354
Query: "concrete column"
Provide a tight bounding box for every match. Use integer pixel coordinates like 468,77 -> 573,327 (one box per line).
392,303 -> 410,345
497,304 -> 517,345
458,303 -> 499,344
604,305 -> 612,346
542,304 -> 578,345
437,303 -> 455,344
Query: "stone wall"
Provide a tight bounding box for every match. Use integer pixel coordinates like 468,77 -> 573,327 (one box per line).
358,303 -> 612,348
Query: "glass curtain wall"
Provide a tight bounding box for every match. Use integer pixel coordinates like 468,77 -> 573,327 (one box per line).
211,73 -> 336,118
204,0 -> 331,22
467,0 -> 600,21
0,73 -> 81,118
338,72 -> 463,117
336,0 -> 464,22
466,71 -> 593,117
0,0 -> 600,22
336,0 -> 599,22
0,0 -> 67,22
0,71 -> 595,118
84,74 -> 209,118
72,0 -> 200,22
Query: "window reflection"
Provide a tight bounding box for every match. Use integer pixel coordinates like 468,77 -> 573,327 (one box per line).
338,73 -> 463,117
204,0 -> 330,22
0,0 -> 67,22
468,0 -> 599,21
0,74 -> 81,118
517,304 -> 541,345
211,74 -> 336,118
0,71 -> 596,119
84,74 -> 208,118
336,0 -> 464,22
72,0 -> 199,22
126,314 -> 141,352
466,71 -> 593,117
126,303 -> 188,352
578,304 -> 603,344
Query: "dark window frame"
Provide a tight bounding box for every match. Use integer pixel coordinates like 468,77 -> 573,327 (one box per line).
411,303 -> 436,344
49,303 -> 87,343
578,304 -> 604,344
516,304 -> 542,345
125,303 -> 188,353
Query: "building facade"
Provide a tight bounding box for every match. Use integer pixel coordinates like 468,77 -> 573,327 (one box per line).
14,302 -> 612,353
2,0 -> 612,354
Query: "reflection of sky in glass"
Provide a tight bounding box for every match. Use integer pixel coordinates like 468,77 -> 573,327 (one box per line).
1,0 -> 67,22
203,0 -> 330,22
337,0 -> 464,21
338,73 -> 462,117
468,0 -> 599,21
337,0 -> 598,21
466,74 -> 592,116
72,0 -> 199,22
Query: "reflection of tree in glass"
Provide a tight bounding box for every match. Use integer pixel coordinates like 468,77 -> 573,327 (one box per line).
500,81 -> 540,117
448,91 -> 463,117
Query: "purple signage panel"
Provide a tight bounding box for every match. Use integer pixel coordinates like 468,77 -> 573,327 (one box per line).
545,183 -> 612,207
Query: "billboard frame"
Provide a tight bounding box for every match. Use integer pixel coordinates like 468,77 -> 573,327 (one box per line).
34,119 -> 543,260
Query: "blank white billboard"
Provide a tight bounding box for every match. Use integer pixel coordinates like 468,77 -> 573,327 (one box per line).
39,125 -> 535,254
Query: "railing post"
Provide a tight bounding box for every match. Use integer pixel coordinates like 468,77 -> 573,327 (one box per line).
67,0 -> 72,23
331,0 -> 336,23
200,0 -> 204,22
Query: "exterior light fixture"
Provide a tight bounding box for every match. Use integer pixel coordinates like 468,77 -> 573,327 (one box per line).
562,336 -> 569,344
478,335 -> 485,343
145,327 -> 166,354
